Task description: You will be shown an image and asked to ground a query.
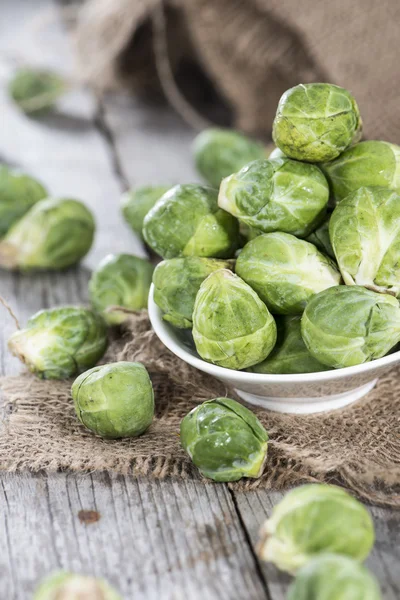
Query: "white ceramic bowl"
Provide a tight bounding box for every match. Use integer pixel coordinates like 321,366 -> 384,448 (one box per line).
148,285 -> 400,414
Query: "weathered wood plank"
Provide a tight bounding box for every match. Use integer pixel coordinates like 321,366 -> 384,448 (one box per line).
233,489 -> 400,600
0,473 -> 269,600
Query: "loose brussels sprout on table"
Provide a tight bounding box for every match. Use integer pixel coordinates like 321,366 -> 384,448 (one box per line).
72,362 -> 154,439
89,253 -> 154,325
248,316 -> 330,374
143,184 -> 239,259
8,306 -> 107,379
305,215 -> 334,259
218,157 -> 329,238
9,67 -> 66,115
192,269 -> 277,370
193,128 -> 266,188
0,197 -> 95,270
236,232 -> 340,314
0,166 -> 47,238
301,286 -> 400,369
273,83 -> 362,162
322,140 -> 400,202
180,397 -> 268,482
330,186 -> 400,296
33,571 -> 121,600
121,185 -> 170,239
153,256 -> 233,328
257,484 -> 374,573
287,554 -> 381,600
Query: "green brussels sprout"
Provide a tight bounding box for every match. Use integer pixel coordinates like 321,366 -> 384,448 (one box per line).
180,397 -> 268,482
193,128 -> 266,188
272,83 -> 362,163
153,257 -> 233,328
8,306 -> 107,379
287,555 -> 381,600
248,316 -> 330,374
121,185 -> 170,239
258,484 -> 374,573
33,571 -> 121,600
72,362 -> 154,439
9,67 -> 66,114
218,158 -> 329,238
322,140 -> 400,202
236,232 -> 340,315
330,187 -> 400,296
301,286 -> 400,369
192,269 -> 277,369
143,184 -> 239,259
0,166 -> 47,238
0,197 -> 95,270
305,216 -> 335,259
89,253 -> 154,325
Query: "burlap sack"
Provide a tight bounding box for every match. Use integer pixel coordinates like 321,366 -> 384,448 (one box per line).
1,312 -> 399,507
75,0 -> 400,140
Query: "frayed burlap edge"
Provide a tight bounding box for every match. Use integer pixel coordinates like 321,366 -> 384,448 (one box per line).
1,313 -> 399,507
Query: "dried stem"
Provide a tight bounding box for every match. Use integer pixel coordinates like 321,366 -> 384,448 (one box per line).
0,296 -> 20,330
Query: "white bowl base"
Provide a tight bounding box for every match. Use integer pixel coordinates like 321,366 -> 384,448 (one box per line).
235,378 -> 378,414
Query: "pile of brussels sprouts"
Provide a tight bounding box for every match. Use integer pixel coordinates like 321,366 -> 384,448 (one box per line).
142,83 -> 400,374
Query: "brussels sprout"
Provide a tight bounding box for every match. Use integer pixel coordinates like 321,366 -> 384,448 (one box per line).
8,306 -> 107,379
218,158 -> 329,238
322,140 -> 400,202
330,187 -> 400,296
89,254 -> 154,325
72,362 -> 154,439
9,67 -> 66,114
257,484 -> 374,573
248,316 -> 330,374
272,83 -> 362,162
153,257 -> 233,328
301,286 -> 400,369
236,233 -> 340,315
0,166 -> 47,238
193,128 -> 266,188
305,216 -> 334,259
33,571 -> 121,600
192,269 -> 277,369
143,184 -> 239,259
0,197 -> 95,270
121,185 -> 170,239
287,555 -> 381,600
180,397 -> 268,482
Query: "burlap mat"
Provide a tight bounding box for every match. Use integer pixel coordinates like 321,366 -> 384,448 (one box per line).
1,312 -> 399,507
74,0 -> 400,140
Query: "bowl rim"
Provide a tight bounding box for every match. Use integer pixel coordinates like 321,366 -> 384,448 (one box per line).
148,284 -> 400,382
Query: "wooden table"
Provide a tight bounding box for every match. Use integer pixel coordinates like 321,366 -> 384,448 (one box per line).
0,1 -> 398,598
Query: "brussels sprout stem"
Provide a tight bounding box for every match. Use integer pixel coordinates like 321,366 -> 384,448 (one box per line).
246,441 -> 269,478
344,268 -> 399,297
257,528 -> 306,574
0,241 -> 18,269
363,283 -> 398,297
